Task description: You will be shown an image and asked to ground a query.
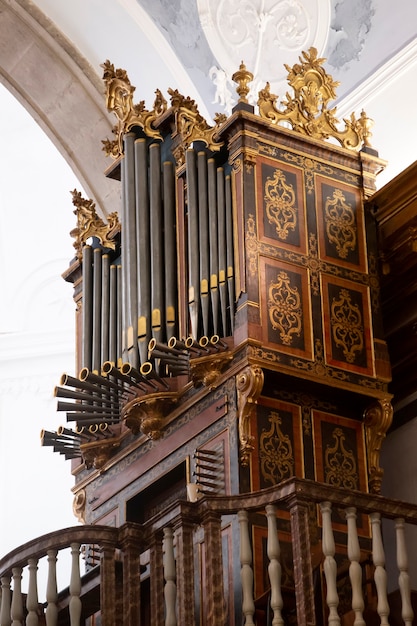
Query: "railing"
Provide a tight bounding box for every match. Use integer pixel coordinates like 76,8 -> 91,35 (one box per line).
1,477 -> 417,626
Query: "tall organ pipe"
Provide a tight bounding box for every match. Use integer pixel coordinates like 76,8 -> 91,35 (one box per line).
117,264 -> 123,366
208,158 -> 219,335
186,148 -> 200,338
198,151 -> 210,336
135,137 -> 151,364
92,247 -> 102,373
101,253 -> 110,365
163,160 -> 177,341
122,132 -> 139,369
225,175 -> 235,332
109,264 -> 118,365
82,245 -> 93,370
217,167 -> 227,336
150,143 -> 165,344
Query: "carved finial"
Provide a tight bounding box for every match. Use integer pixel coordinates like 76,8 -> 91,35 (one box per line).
257,47 -> 369,151
358,110 -> 374,148
232,61 -> 254,104
70,189 -> 119,260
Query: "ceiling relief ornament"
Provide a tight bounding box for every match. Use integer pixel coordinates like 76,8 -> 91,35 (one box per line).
198,0 -> 330,111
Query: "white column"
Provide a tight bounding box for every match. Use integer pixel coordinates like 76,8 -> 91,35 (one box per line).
320,501 -> 340,626
238,509 -> 255,626
163,527 -> 177,626
265,504 -> 284,626
26,559 -> 39,626
0,575 -> 11,626
345,507 -> 365,626
11,567 -> 24,626
395,517 -> 414,626
45,549 -> 58,626
370,512 -> 389,625
69,543 -> 81,626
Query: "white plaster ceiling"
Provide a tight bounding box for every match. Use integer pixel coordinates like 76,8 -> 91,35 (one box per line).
29,0 -> 417,188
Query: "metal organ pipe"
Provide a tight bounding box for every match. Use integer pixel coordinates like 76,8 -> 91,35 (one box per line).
109,264 -> 118,366
122,132 -> 139,368
163,160 -> 177,341
208,158 -> 220,336
135,137 -> 151,365
149,142 -> 164,344
225,174 -> 235,332
92,247 -> 102,373
217,167 -> 227,337
186,148 -> 200,338
197,151 -> 210,336
101,253 -> 110,365
82,245 -> 93,370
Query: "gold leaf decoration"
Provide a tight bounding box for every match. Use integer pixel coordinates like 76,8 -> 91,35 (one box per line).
268,271 -> 302,345
70,189 -> 119,260
259,411 -> 294,485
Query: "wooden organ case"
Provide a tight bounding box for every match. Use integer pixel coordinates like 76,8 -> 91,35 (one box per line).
43,49 -> 393,623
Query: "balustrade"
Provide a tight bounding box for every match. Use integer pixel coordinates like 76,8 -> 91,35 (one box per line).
0,478 -> 416,626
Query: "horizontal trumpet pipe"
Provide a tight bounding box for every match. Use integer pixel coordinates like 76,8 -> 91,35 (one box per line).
148,350 -> 189,365
184,337 -> 203,355
57,426 -> 90,440
210,335 -> 229,350
148,338 -> 188,357
198,336 -> 211,350
60,373 -> 111,397
54,386 -> 114,407
140,361 -> 170,390
120,362 -> 156,391
79,367 -> 120,392
66,413 -> 120,424
57,401 -> 116,415
168,337 -> 188,351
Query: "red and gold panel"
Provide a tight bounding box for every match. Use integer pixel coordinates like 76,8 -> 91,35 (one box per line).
250,397 -> 304,492
315,175 -> 367,272
312,410 -> 368,534
256,157 -> 307,254
259,256 -> 313,359
321,274 -> 374,376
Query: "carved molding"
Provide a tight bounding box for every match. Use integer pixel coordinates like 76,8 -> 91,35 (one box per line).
363,397 -> 393,494
121,391 -> 178,440
73,489 -> 86,524
236,365 -> 264,466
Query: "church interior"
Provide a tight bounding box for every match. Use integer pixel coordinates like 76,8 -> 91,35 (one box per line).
0,1 -> 417,624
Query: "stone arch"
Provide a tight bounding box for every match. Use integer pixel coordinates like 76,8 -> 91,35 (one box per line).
0,0 -> 119,217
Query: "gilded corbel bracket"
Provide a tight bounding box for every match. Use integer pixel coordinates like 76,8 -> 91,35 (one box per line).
72,489 -> 86,524
363,396 -> 393,494
121,391 -> 178,440
190,352 -> 233,390
257,47 -> 372,151
101,59 -> 166,158
80,437 -> 120,470
70,189 -> 119,260
236,365 -> 264,466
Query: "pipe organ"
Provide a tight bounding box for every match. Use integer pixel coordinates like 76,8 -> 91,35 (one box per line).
42,51 -> 396,612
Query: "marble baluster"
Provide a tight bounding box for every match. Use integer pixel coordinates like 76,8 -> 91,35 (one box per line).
163,527 -> 177,626
395,517 -> 414,626
370,512 -> 389,626
320,501 -> 340,626
45,549 -> 58,626
265,504 -> 284,626
0,575 -> 11,626
345,507 -> 365,626
11,567 -> 24,626
26,559 -> 39,626
238,510 -> 255,626
69,543 -> 81,626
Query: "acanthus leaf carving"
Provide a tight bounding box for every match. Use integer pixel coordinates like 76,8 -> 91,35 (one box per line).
236,365 -> 264,466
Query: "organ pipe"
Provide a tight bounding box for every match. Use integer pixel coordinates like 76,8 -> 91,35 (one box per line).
101,253 -> 110,365
217,166 -> 227,336
198,151 -> 210,336
82,245 -> 93,370
163,160 -> 177,341
92,247 -> 102,373
208,158 -> 219,336
149,142 -> 165,344
135,137 -> 151,364
186,148 -> 200,338
225,174 -> 235,332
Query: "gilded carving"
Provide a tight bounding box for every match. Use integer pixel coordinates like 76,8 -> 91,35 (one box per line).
325,189 -> 356,259
232,61 -> 253,104
121,392 -> 178,440
190,352 -> 233,390
257,47 -> 372,151
80,437 -> 120,470
236,365 -> 264,466
364,397 -> 393,494
331,289 -> 364,364
72,489 -> 86,524
246,215 -> 258,276
259,411 -> 294,485
264,169 -> 298,240
324,427 -> 358,490
268,271 -> 302,345
101,59 -> 165,157
70,189 -> 119,260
